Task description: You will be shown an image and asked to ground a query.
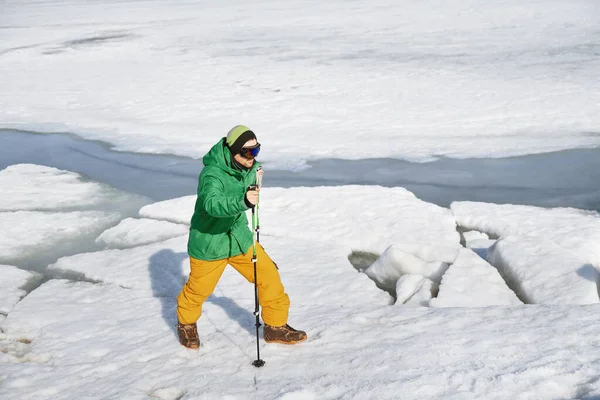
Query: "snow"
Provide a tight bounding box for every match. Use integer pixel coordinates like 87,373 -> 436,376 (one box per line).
139,196 -> 195,225
2,1 -> 600,165
462,230 -> 497,259
431,248 -> 523,308
395,274 -> 434,307
95,217 -> 189,249
2,0 -> 600,396
3,280 -> 600,399
365,245 -> 451,293
51,202 -> 392,307
488,237 -> 599,305
0,210 -> 121,265
0,265 -> 40,324
462,230 -> 491,247
142,186 -> 461,256
3,164 -> 600,398
452,202 -> 600,304
452,202 -> 600,267
0,163 -> 151,267
0,164 -> 146,213
260,186 -> 460,256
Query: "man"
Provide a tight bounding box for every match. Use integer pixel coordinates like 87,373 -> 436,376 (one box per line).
176,125 -> 307,349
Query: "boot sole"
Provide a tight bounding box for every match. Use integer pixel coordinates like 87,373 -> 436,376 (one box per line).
179,342 -> 200,349
264,336 -> 307,345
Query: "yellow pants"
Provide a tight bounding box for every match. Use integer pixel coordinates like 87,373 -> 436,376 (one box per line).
177,244 -> 290,327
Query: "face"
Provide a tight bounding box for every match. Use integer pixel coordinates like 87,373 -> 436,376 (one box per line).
233,138 -> 258,168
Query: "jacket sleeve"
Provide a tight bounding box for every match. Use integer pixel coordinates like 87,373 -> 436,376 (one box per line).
200,175 -> 249,218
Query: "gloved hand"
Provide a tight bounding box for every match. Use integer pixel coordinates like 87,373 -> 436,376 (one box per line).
245,186 -> 259,208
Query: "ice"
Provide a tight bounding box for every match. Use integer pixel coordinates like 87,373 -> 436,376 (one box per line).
54,186 -> 422,307
430,248 -> 523,308
0,211 -> 121,265
325,185 -> 460,295
488,236 -> 599,305
364,245 -> 451,293
142,186 -> 461,257
0,164 -> 147,213
0,164 -> 152,268
2,0 -> 600,396
452,202 -> 600,304
95,217 -> 189,249
3,280 -> 600,399
404,280 -> 434,307
452,202 -> 600,267
49,236 -> 189,297
395,274 -> 434,307
260,186 -> 460,256
462,230 -> 497,259
0,265 -> 41,322
139,196 -> 195,225
49,233 -> 391,307
3,167 -> 600,398
2,1 -> 600,164
462,230 -> 490,246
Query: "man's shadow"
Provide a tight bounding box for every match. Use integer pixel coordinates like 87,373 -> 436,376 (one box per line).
148,249 -> 255,337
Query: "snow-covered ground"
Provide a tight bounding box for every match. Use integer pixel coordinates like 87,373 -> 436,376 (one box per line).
2,0 -> 600,166
2,0 -> 600,398
2,164 -> 600,399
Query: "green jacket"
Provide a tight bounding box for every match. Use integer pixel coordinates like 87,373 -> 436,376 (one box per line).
188,138 -> 260,261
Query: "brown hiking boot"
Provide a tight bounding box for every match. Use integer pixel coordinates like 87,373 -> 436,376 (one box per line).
264,324 -> 307,345
177,321 -> 200,349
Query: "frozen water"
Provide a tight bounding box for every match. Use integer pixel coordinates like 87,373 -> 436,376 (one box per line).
260,186 -> 460,255
365,245 -> 451,293
3,280 -> 600,399
2,0 -> 600,396
452,202 -> 600,267
1,1 -> 600,164
0,164 -> 147,213
452,202 -> 600,304
95,217 -> 189,249
0,265 -> 41,322
139,196 -> 195,225
3,130 -> 600,211
1,163 -> 600,398
488,237 -> 599,305
0,164 -> 150,281
395,274 -> 434,307
0,211 -> 121,266
431,248 -> 523,308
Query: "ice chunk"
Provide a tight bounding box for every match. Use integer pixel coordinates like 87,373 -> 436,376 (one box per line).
0,265 -> 41,317
404,279 -> 433,307
49,236 -> 189,297
140,186 -> 461,261
139,196 -> 195,225
488,236 -> 599,304
96,218 -> 189,249
49,232 -> 392,307
0,164 -> 147,213
260,186 -> 461,256
0,211 -> 121,265
431,248 -> 522,308
452,202 -> 600,267
462,230 -> 489,245
395,274 -> 434,306
364,245 -> 450,292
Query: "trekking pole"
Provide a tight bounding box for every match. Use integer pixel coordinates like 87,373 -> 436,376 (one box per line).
251,167 -> 265,368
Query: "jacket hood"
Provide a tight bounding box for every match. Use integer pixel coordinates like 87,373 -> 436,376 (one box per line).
202,138 -> 259,178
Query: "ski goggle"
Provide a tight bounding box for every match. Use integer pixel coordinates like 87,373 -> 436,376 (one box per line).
240,143 -> 261,159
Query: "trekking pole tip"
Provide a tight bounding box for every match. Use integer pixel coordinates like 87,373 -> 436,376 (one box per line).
252,359 -> 266,368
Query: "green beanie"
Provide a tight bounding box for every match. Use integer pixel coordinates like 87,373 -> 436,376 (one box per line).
226,125 -> 257,155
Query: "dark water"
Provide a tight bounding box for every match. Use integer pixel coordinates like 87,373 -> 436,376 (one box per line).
2,129 -> 600,211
